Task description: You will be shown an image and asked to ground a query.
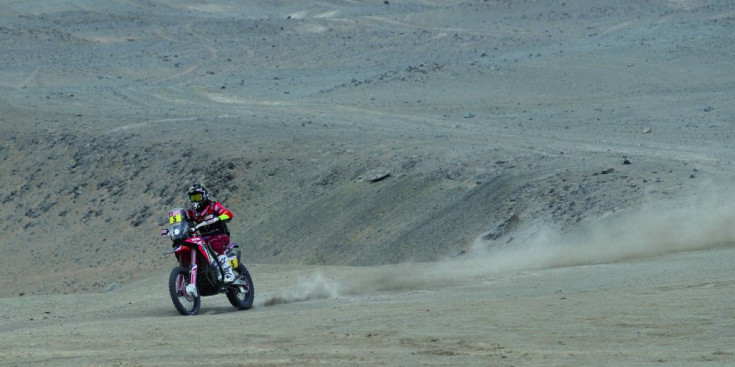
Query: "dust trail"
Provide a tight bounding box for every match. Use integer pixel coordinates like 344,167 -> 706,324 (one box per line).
258,273 -> 340,307
259,184 -> 735,306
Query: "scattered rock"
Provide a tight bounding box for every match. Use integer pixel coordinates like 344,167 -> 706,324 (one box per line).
363,171 -> 391,183
100,283 -> 121,293
481,213 -> 519,241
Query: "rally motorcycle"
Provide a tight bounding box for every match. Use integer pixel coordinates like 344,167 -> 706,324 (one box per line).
163,208 -> 254,315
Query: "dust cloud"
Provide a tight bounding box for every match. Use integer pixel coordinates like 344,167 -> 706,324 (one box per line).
258,273 -> 341,307
259,185 -> 735,307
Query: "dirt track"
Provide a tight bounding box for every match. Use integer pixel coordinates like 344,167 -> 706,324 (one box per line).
1,0 -> 735,365
3,246 -> 735,366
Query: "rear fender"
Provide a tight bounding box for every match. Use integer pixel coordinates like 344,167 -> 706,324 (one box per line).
226,243 -> 243,263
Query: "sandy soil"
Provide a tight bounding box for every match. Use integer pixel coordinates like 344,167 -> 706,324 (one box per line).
2,247 -> 735,366
1,0 -> 734,365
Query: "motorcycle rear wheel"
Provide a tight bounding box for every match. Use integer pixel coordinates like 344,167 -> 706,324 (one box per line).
169,266 -> 201,315
227,264 -> 254,310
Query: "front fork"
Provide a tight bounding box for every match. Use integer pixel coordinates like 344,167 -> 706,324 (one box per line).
186,247 -> 199,297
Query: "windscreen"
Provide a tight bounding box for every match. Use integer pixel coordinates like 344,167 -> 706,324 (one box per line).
167,208 -> 190,241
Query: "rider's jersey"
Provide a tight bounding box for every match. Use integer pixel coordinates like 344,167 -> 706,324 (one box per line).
187,201 -> 233,237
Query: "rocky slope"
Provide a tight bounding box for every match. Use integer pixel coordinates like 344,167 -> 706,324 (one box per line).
1,0 -> 734,297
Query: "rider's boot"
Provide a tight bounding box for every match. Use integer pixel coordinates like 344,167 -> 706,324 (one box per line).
218,255 -> 235,284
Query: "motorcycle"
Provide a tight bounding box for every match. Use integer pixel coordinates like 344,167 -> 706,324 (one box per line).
162,208 -> 254,315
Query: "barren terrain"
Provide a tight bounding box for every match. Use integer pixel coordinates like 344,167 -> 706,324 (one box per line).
1,0 -> 734,365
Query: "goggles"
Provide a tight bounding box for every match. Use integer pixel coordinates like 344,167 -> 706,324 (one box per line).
189,193 -> 203,202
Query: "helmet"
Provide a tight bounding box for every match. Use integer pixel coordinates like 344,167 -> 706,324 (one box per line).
187,182 -> 210,210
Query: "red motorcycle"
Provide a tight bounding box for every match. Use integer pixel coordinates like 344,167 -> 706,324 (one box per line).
163,208 -> 254,315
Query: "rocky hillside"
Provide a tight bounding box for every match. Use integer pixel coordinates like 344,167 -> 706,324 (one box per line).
1,0 -> 734,297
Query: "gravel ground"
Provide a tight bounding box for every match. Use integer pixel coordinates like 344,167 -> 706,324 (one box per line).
1,0 -> 734,365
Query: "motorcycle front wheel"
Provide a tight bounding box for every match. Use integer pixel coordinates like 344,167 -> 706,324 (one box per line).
169,266 -> 201,316
226,264 -> 254,310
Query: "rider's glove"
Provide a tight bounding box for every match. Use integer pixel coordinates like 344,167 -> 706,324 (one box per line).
161,228 -> 169,237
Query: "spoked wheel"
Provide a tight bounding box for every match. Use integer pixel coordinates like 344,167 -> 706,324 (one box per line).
227,264 -> 254,310
169,266 -> 201,316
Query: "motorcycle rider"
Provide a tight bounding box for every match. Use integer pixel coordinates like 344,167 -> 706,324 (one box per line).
186,182 -> 236,284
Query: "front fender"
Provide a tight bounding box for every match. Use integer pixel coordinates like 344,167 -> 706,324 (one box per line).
185,237 -> 214,264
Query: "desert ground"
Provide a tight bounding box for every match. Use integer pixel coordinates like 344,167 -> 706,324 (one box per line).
1,0 -> 734,365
